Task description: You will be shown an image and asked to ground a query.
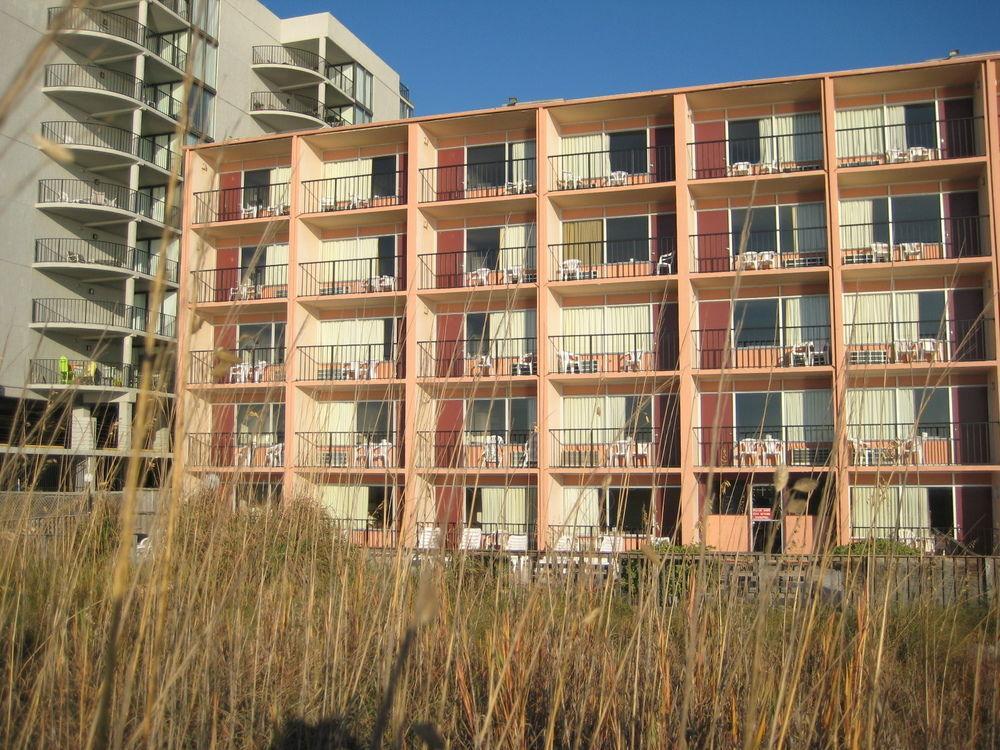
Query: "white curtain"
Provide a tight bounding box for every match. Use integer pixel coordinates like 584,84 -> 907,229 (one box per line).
783,389 -> 832,441
896,389 -> 916,435
846,387 -> 896,441
783,295 -> 829,345
509,140 -> 536,184
489,309 -> 535,356
893,292 -> 920,342
791,202 -> 826,252
885,105 -> 906,151
844,292 -> 892,346
758,116 -> 775,165
775,112 -> 822,165
563,397 -> 601,430
318,484 -> 368,520
560,133 -> 610,178
265,243 -> 288,267
562,307 -> 605,354
560,487 -> 600,528
312,402 -> 356,434
852,486 -> 930,541
322,237 -> 379,283
320,319 -> 350,347
499,223 -> 532,270
835,107 -> 884,159
324,158 -> 373,200
269,166 -> 290,185
840,199 -> 875,248
479,487 -> 534,527
607,304 -> 652,351
603,396 -> 628,430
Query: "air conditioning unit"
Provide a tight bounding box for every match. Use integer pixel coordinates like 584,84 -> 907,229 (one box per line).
907,146 -> 933,161
848,350 -> 888,365
729,161 -> 752,176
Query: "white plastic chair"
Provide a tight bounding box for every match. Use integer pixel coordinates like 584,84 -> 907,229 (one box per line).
729,161 -> 752,176
789,341 -> 815,367
756,250 -> 777,269
482,434 -> 505,467
557,349 -> 581,373
417,525 -> 442,550
371,439 -> 392,467
229,362 -> 252,383
608,170 -> 628,186
506,533 -> 530,573
459,527 -> 483,550
560,258 -> 582,280
265,442 -> 283,467
609,438 -> 632,466
656,252 -> 674,274
468,267 -> 490,286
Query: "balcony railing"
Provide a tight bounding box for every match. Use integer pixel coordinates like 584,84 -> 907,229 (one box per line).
41,121 -> 178,173
549,236 -> 676,280
415,522 -> 539,551
418,247 -> 537,289
695,325 -> 832,370
549,332 -> 679,374
399,82 -> 411,102
298,432 -> 400,468
695,425 -> 835,467
191,265 -> 288,303
192,183 -> 290,224
32,298 -> 176,338
35,238 -> 179,283
835,117 -> 983,168
188,348 -> 285,385
299,257 -> 404,297
417,430 -> 537,469
251,45 -> 323,72
845,318 -> 992,365
28,359 -> 140,389
326,518 -> 401,548
549,145 -> 675,190
37,179 -> 179,226
47,6 -> 144,45
551,427 -> 677,468
249,91 -> 342,125
420,158 -> 536,202
850,526 -> 998,555
687,131 -> 824,179
187,432 -> 285,468
840,216 -> 988,264
43,64 -> 184,122
418,338 -> 537,378
690,227 -> 828,273
145,32 -> 187,69
847,422 -> 996,466
297,344 -> 402,381
301,172 -> 406,213
326,62 -> 355,96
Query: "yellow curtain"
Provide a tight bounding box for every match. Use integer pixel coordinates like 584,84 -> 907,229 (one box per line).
562,220 -> 603,265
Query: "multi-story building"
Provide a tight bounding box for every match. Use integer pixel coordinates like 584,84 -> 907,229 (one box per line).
176,52 -> 1000,554
0,0 -> 412,491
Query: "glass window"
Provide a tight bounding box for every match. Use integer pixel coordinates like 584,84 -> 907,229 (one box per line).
605,488 -> 652,533
400,101 -> 414,119
608,130 -> 647,173
467,144 -> 506,189
917,291 -> 946,337
605,216 -> 648,263
356,402 -> 391,438
466,313 -> 488,355
913,388 -> 950,431
904,103 -> 937,149
731,207 -> 777,254
355,66 -> 373,109
714,477 -> 749,515
624,396 -> 653,440
733,299 -> 779,347
735,393 -> 782,435
891,195 -> 941,243
728,119 -> 761,164
508,398 -> 536,437
466,227 -> 501,270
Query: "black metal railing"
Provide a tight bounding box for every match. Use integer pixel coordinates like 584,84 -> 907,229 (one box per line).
326,62 -> 355,96
47,6 -> 144,45
191,265 -> 288,303
549,332 -> 679,373
549,145 -> 675,190
850,526 -> 998,555
835,117 -> 983,167
688,131 -> 824,179
187,433 -> 285,468
37,179 -> 179,226
551,427 -> 676,468
41,121 -> 179,173
415,522 -> 540,551
44,62 -> 139,99
192,183 -> 290,224
418,247 -> 537,289
188,348 -> 285,385
844,318 -> 992,365
695,325 -> 832,369
840,216 -> 988,263
28,359 -> 140,389
691,227 -> 828,273
549,236 -> 676,280
302,172 -> 406,213
35,238 -> 179,283
144,32 -> 187,69
545,526 -> 668,551
31,298 -> 176,338
416,430 -> 537,469
249,91 -> 325,121
150,0 -> 191,21
847,422 -> 996,466
140,83 -> 185,121
297,344 -> 402,381
399,82 -> 411,101
299,257 -> 404,296
418,338 -> 537,378
252,45 -> 323,72
695,425 -> 835,467
420,158 -> 536,202
327,518 -> 401,548
298,432 -> 400,468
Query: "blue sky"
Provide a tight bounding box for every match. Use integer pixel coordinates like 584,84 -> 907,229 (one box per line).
263,0 -> 1000,116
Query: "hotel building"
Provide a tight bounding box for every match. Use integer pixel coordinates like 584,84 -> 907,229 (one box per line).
0,0 -> 412,491
177,52 -> 1000,553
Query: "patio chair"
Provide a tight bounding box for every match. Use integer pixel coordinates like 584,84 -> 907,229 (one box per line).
608,170 -> 629,186
594,534 -> 624,576
459,527 -> 483,551
228,362 -> 252,383
655,251 -> 674,275
415,525 -> 443,561
482,433 -> 505,467
789,341 -> 816,367
609,438 -> 632,467
756,250 -> 777,269
370,439 -> 393,467
542,534 -> 575,575
265,442 -> 284,467
506,533 -> 530,574
557,349 -> 581,374
559,258 -> 583,280
468,267 -> 490,286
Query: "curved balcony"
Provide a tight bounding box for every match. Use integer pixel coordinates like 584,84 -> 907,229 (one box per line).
249,91 -> 328,129
31,298 -> 176,339
40,122 -> 178,177
47,6 -> 146,58
37,180 -> 179,228
28,358 -> 141,391
252,46 -> 326,86
34,238 -> 178,284
43,64 -> 184,125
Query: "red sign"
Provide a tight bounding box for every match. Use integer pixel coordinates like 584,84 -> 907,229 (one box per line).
751,507 -> 774,521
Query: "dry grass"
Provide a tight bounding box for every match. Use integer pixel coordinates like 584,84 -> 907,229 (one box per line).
0,500 -> 996,749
